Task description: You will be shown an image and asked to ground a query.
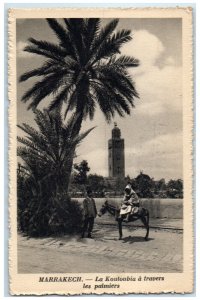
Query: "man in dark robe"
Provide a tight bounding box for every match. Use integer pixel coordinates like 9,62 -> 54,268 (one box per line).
81,187 -> 97,238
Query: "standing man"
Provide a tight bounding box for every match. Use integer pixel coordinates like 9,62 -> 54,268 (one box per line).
81,187 -> 97,238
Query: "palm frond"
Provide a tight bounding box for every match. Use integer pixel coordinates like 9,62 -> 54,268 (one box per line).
17,123 -> 57,162
64,19 -> 88,64
63,89 -> 78,119
74,126 -> 95,144
21,72 -> 66,109
23,45 -> 60,62
114,93 -> 132,115
110,29 -> 132,47
91,19 -> 119,53
47,18 -> 78,59
47,74 -> 76,113
34,109 -> 62,159
19,60 -> 60,82
84,92 -> 96,120
28,38 -> 67,58
84,18 -> 100,49
17,146 -> 52,164
91,29 -> 132,64
17,123 -> 43,141
110,55 -> 139,68
90,78 -> 133,118
90,81 -> 115,122
18,109 -> 95,178
17,136 -> 39,152
46,18 -> 68,46
97,64 -> 139,100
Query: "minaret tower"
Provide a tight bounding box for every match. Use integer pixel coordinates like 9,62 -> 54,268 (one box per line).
108,123 -> 125,178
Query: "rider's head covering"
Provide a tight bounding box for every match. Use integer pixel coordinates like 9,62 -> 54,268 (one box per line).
124,183 -> 137,195
125,184 -> 132,193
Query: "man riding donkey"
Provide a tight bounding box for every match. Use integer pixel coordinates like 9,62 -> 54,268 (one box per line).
119,183 -> 140,222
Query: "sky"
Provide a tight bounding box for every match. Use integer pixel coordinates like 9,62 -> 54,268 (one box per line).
16,18 -> 183,181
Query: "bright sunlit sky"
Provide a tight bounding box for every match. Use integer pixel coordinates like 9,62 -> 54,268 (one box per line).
17,18 -> 183,180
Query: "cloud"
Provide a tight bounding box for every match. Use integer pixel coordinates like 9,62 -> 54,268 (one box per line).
121,30 -> 182,117
122,30 -> 165,69
135,65 -> 182,116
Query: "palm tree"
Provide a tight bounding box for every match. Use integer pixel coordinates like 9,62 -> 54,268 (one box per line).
19,19 -> 140,192
20,18 -> 139,134
17,109 -> 94,236
17,109 -> 94,195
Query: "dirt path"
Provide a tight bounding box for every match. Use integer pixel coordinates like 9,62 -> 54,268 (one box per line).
18,224 -> 183,273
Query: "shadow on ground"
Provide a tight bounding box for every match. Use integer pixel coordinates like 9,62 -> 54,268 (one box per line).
122,236 -> 154,244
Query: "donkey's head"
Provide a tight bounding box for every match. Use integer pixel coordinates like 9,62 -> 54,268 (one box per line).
98,200 -> 108,217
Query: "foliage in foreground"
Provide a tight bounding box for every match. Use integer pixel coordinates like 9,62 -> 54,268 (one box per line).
17,110 -> 93,236
17,179 -> 83,237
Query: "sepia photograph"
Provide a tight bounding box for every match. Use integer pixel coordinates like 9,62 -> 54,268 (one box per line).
8,7 -> 193,295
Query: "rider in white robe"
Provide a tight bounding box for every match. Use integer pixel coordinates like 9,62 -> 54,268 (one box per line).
120,184 -> 140,222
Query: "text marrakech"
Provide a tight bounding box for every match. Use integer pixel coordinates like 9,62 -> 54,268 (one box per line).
39,277 -> 82,282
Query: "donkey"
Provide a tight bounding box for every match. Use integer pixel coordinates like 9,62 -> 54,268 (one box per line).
98,200 -> 149,240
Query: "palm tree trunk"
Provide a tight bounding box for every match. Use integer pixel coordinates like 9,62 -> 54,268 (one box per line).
65,109 -> 84,192
64,155 -> 75,193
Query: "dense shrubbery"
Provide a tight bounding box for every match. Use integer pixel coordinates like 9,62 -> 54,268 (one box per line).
17,173 -> 83,237
17,110 -> 93,237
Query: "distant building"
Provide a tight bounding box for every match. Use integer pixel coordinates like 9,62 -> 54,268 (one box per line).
108,123 -> 125,178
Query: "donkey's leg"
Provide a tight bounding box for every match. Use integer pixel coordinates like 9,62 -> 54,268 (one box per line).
145,210 -> 150,240
118,220 -> 123,240
140,214 -> 149,241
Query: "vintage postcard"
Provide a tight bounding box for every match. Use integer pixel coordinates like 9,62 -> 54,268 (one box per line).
8,7 -> 193,295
